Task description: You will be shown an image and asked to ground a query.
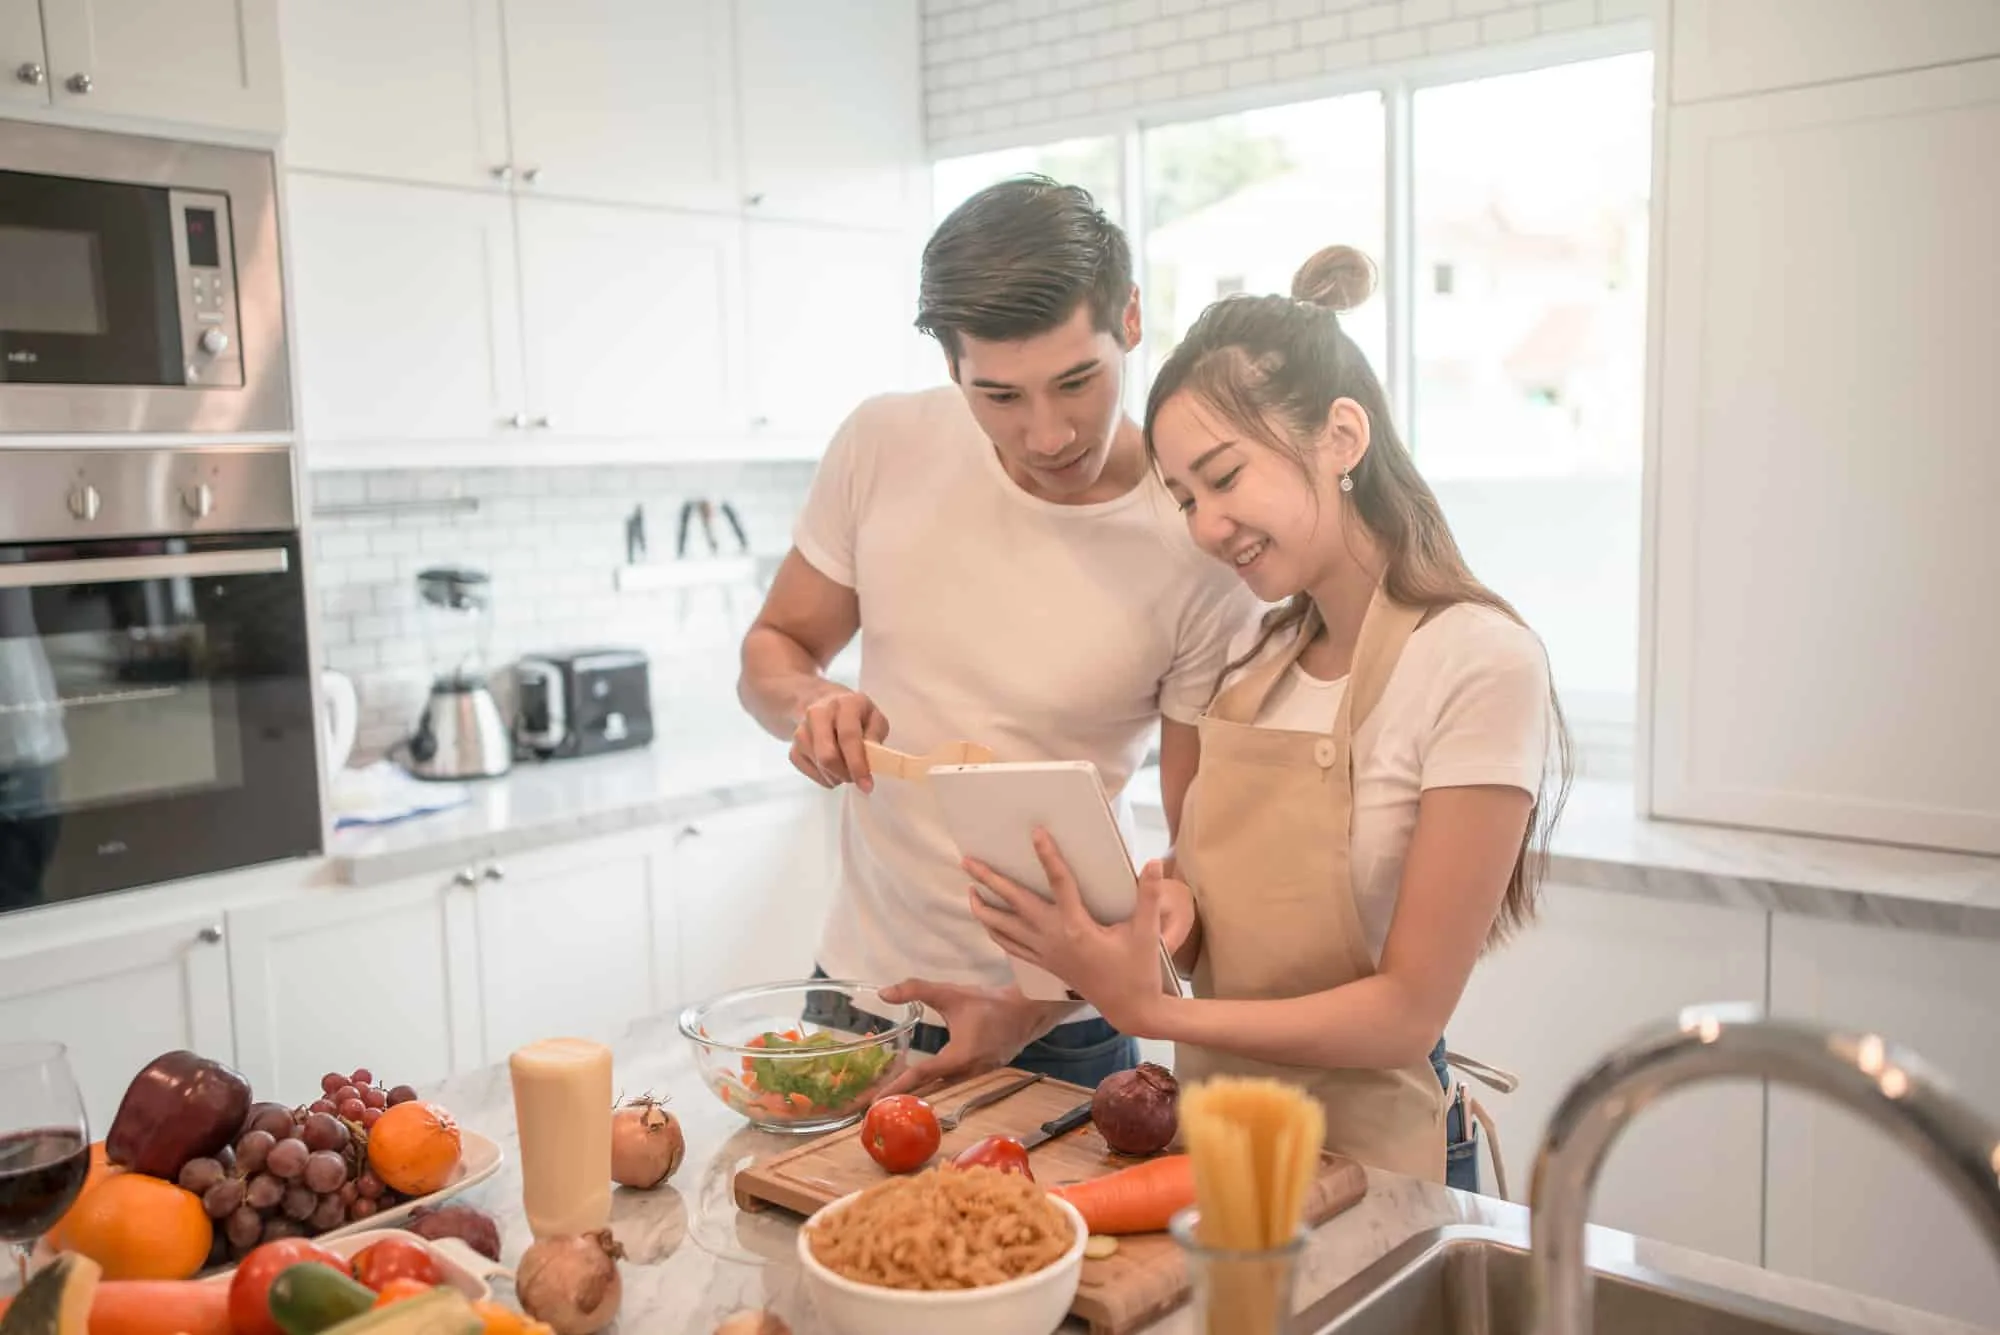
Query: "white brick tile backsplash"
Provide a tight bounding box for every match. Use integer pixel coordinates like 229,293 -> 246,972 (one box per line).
1273,43 -> 1324,78
1398,0 -> 1454,25
1478,6 -> 1538,41
1015,0 -> 1056,19
1275,0 -> 1325,18
1301,13 -> 1348,42
1209,31 -> 1251,61
1227,0 -> 1277,31
1162,0 -> 1208,15
1140,15 -> 1182,45
1425,17 -> 1481,50
1037,65 -> 1076,94
1095,26 -> 1140,55
1322,35 -> 1374,68
1349,2 -> 1400,35
1251,22 -> 1299,54
1597,0 -> 1651,19
1115,0 -> 1162,24
1538,0 -> 1597,32
1371,26 -> 1426,60
1228,53 -> 1275,85
1141,70 -> 1182,100
1179,64 -> 1228,95
1160,38 -> 1203,70
1034,13 -> 1073,42
1096,82 -> 1140,110
1180,7 -> 1225,38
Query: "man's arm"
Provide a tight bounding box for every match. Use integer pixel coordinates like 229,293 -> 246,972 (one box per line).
738,549 -> 886,788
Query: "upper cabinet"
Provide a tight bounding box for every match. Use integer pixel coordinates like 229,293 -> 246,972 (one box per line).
279,0 -> 510,189
1646,43 -> 2000,853
1670,0 -> 2000,104
503,0 -> 738,212
736,0 -> 923,229
1,0 -> 48,110
34,0 -> 283,133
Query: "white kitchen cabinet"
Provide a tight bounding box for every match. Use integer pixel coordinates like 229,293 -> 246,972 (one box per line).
1669,0 -> 2000,105
515,197 -> 743,442
1764,917 -> 2000,1327
287,174 -> 526,454
227,875 -> 480,1101
672,792 -> 839,1005
37,0 -> 283,134
471,835 -> 664,1061
0,916 -> 234,1135
1646,59 -> 2000,854
279,0 -> 509,190
735,0 -> 923,229
1447,883 -> 1767,1263
501,0 -> 737,212
743,220 -> 926,444
0,0 -> 48,109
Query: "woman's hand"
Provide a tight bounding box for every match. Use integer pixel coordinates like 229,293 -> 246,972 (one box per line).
871,979 -> 1063,1099
966,829 -> 1178,1037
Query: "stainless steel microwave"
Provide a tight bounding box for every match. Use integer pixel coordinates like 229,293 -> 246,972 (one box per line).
0,121 -> 291,435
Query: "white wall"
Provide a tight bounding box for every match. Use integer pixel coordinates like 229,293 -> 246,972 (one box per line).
921,0 -> 1649,149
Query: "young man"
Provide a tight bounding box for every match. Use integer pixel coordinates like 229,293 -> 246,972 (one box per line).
737,177 -> 1258,1092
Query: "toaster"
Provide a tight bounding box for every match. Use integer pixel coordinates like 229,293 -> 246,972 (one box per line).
513,648 -> 654,760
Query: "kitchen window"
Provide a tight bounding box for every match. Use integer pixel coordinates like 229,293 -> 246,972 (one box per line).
929,46 -> 1654,774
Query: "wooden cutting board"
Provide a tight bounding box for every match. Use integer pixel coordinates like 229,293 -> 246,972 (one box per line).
733,1067 -> 1368,1335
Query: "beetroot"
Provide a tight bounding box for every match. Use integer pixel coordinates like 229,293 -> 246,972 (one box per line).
1092,1062 -> 1180,1156
106,1050 -> 252,1179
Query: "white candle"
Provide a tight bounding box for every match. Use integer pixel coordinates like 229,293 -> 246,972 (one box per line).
509,1037 -> 613,1239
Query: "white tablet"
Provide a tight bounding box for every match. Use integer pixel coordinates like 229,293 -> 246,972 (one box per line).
929,760 -> 1179,1003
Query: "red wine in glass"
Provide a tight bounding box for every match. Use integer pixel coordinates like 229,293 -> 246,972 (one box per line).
0,1043 -> 90,1285
0,1129 -> 90,1240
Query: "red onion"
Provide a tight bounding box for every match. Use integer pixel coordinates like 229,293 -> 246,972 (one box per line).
1092,1063 -> 1179,1156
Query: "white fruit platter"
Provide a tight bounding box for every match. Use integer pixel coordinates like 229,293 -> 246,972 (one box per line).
197,1227 -> 511,1296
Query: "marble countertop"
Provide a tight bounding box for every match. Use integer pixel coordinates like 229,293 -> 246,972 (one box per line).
419,1013 -> 1982,1335
331,709 -> 2000,938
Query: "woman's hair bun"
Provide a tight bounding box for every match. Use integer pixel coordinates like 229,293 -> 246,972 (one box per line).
1290,245 -> 1377,312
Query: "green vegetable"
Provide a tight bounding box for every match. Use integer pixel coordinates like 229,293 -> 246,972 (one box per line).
318,1290 -> 480,1335
267,1262 -> 376,1335
749,1031 -> 893,1111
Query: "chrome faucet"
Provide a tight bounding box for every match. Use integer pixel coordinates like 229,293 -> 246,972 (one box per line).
1524,1003 -> 2000,1335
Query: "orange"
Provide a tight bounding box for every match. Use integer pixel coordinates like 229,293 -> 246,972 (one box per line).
56,1172 -> 212,1280
367,1101 -> 462,1197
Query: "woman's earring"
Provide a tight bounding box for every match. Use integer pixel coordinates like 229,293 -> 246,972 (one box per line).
1339,471 -> 1355,493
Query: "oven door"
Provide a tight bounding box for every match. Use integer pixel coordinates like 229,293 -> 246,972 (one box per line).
0,533 -> 321,915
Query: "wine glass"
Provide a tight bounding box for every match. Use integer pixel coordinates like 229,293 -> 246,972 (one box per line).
0,1042 -> 91,1288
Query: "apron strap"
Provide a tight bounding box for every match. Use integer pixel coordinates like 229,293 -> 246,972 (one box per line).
1207,605 -> 1321,725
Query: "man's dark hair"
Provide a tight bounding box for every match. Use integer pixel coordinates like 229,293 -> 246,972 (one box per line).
915,175 -> 1134,365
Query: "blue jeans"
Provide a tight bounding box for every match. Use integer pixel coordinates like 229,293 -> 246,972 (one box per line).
1432,1037 -> 1480,1194
804,967 -> 1139,1090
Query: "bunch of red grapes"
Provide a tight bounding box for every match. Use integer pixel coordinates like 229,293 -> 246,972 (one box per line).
176,1067 -> 422,1264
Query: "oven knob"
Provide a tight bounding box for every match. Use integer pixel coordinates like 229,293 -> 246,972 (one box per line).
199,328 -> 231,356
182,483 -> 215,519
68,484 -> 101,522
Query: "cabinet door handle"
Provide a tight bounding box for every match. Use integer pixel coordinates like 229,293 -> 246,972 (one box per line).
483,864 -> 506,881
15,62 -> 44,86
453,867 -> 479,887
673,824 -> 702,845
502,412 -> 527,430
529,415 -> 551,430
745,192 -> 765,207
66,72 -> 92,94
491,164 -> 514,183
197,924 -> 225,945
521,167 -> 541,185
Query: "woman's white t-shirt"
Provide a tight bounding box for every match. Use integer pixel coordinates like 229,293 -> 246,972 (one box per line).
1218,603 -> 1552,965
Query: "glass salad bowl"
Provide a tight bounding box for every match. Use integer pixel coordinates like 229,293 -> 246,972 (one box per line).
678,979 -> 923,1133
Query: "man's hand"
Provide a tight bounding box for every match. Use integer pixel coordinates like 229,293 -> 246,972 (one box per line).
873,979 -> 1064,1099
1146,859 -> 1198,955
789,684 -> 890,793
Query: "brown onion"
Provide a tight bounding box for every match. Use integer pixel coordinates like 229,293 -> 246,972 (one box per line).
610,1093 -> 684,1188
1092,1062 -> 1180,1156
714,1313 -> 791,1335
517,1229 -> 625,1335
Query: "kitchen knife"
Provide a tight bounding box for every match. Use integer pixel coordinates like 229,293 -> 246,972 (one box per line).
1020,1098 -> 1094,1152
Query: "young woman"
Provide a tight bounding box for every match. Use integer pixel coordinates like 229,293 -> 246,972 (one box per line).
964,246 -> 1572,1189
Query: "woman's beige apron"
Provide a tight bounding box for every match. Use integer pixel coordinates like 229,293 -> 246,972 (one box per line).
1173,587 -> 1448,1183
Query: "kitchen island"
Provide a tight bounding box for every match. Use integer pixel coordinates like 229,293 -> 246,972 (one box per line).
425,1010 -> 1984,1335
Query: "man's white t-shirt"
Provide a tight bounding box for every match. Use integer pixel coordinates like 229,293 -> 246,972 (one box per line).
793,386 -> 1259,1014
1220,603 -> 1552,965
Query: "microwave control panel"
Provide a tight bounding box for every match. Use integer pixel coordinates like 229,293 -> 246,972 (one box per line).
167,188 -> 244,388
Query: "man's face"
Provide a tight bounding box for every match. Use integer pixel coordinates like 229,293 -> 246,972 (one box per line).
950,293 -> 1143,501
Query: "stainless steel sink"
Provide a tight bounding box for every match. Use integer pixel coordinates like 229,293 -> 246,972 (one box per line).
1299,1226 -> 1883,1335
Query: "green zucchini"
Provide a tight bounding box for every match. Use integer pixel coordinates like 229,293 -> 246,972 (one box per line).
267,1262 -> 377,1335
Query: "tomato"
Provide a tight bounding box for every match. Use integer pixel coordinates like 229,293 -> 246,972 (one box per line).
861,1094 -> 940,1174
351,1237 -> 447,1292
952,1134 -> 1033,1180
373,1278 -> 439,1309
230,1238 -> 346,1335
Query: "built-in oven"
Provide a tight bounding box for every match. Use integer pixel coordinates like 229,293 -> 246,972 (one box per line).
0,447 -> 320,915
0,120 -> 289,435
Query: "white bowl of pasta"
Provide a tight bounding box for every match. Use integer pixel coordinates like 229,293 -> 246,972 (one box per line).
796,1166 -> 1088,1335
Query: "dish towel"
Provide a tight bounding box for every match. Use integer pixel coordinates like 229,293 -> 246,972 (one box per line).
330,759 -> 471,828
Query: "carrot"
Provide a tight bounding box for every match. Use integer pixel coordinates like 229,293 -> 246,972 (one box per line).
0,1279 -> 233,1335
1049,1155 -> 1197,1235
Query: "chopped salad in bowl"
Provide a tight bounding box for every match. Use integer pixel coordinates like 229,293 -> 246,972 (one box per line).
679,979 -> 921,1132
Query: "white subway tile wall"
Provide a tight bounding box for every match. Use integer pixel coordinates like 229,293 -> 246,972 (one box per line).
920,0 -> 1641,147
309,463 -> 816,760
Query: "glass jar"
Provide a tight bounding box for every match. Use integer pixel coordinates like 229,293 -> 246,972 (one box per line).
1169,1205 -> 1308,1335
